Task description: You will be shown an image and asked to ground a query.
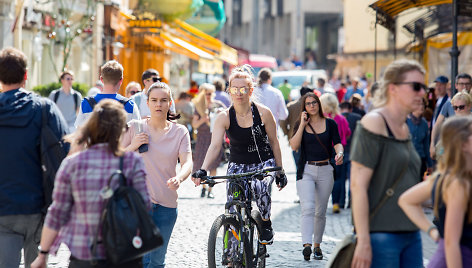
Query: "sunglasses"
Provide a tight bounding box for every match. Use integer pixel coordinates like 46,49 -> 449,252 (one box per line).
65,77 -> 74,81
130,90 -> 138,95
394,82 -> 427,92
147,77 -> 161,83
305,100 -> 318,107
453,104 -> 466,111
228,86 -> 250,95
205,93 -> 214,96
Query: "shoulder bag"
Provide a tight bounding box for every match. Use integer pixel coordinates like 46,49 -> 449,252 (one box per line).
327,143 -> 411,268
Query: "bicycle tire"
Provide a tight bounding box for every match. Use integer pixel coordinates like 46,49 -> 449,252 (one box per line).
208,215 -> 253,268
250,211 -> 266,268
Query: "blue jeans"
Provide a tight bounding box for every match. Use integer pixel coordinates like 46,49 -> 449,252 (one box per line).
370,231 -> 423,268
143,204 -> 178,268
331,161 -> 347,207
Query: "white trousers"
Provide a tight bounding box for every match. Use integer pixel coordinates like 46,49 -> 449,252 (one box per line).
296,164 -> 334,245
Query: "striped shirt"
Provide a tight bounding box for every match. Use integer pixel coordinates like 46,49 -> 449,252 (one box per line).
44,144 -> 148,260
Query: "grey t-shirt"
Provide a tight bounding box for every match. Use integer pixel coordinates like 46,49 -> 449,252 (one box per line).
49,89 -> 82,132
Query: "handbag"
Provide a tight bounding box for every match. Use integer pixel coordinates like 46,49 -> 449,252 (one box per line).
327,143 -> 411,268
307,122 -> 337,179
92,156 -> 163,264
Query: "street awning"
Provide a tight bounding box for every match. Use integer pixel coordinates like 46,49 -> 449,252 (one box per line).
369,0 -> 452,31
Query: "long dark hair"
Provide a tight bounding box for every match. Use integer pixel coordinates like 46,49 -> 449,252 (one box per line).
293,92 -> 325,133
146,82 -> 181,121
66,99 -> 126,156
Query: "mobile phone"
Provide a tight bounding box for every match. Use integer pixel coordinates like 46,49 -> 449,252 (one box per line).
138,143 -> 148,153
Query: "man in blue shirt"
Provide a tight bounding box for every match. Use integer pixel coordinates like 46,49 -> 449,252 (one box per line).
343,77 -> 364,101
0,47 -> 68,267
75,60 -> 141,128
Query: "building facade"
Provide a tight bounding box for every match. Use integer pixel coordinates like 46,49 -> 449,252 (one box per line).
219,0 -> 343,70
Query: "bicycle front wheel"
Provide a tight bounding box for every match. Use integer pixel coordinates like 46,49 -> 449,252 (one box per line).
208,215 -> 253,268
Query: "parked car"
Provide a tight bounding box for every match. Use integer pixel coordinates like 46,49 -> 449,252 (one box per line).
271,69 -> 328,100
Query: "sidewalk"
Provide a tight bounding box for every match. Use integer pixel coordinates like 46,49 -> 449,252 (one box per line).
33,133 -> 437,267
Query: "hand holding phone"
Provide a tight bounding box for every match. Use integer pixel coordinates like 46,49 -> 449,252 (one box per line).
301,111 -> 310,126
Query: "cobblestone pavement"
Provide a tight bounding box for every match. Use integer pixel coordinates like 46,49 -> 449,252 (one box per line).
29,135 -> 437,268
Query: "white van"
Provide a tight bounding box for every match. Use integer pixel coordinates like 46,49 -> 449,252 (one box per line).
271,70 -> 329,100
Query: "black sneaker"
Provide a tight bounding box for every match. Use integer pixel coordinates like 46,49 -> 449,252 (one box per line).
259,227 -> 274,244
200,187 -> 206,198
313,247 -> 323,260
302,246 -> 311,261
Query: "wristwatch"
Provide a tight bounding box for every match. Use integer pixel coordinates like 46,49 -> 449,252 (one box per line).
38,245 -> 49,255
337,151 -> 344,157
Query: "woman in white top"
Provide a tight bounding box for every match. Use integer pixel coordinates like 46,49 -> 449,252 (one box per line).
122,82 -> 193,268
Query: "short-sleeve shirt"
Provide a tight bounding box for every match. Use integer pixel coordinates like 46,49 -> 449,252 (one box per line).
350,122 -> 420,232
439,100 -> 455,118
74,93 -> 141,128
49,89 -> 82,132
122,120 -> 191,208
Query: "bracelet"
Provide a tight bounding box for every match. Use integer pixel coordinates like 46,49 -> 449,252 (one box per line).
426,225 -> 437,236
38,245 -> 49,255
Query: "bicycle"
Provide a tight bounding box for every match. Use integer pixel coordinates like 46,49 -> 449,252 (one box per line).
200,166 -> 282,268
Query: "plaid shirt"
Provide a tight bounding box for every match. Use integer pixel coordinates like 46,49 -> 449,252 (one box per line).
45,143 -> 149,260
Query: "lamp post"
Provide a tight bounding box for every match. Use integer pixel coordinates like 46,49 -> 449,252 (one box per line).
450,0 -> 460,96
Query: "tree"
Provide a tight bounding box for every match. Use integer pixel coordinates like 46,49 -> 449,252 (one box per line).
45,0 -> 97,75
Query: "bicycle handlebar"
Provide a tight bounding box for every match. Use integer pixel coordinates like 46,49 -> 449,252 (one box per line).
200,166 -> 282,185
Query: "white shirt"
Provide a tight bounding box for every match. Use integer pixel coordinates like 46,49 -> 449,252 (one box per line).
253,83 -> 288,124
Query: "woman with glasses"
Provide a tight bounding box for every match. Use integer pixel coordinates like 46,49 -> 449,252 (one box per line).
125,81 -> 141,98
122,82 -> 193,268
432,92 -> 472,161
192,65 -> 287,248
192,83 -> 226,198
350,59 -> 427,268
289,93 -> 344,261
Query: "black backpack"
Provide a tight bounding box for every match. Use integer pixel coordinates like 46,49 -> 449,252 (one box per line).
92,156 -> 163,264
40,99 -> 68,213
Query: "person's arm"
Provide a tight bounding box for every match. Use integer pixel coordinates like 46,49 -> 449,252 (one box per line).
192,111 -> 228,185
423,122 -> 434,170
191,112 -> 208,129
443,179 -> 468,268
330,118 -> 344,165
430,114 -> 445,158
31,227 -> 59,268
350,161 -> 374,268
277,93 -> 289,121
289,113 -> 307,151
122,122 -> 149,152
167,151 -> 192,190
398,180 -> 439,241
260,105 -> 283,167
131,102 -> 141,120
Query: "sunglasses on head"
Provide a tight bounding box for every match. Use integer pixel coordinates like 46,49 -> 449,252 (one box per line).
394,81 -> 427,92
228,86 -> 250,95
453,104 -> 466,111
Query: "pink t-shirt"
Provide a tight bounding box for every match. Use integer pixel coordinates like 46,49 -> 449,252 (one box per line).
122,119 -> 191,208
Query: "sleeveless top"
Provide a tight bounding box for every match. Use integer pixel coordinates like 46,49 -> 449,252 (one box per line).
226,103 -> 274,164
432,174 -> 472,249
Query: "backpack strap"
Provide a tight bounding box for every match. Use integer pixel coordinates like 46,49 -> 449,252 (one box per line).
84,96 -> 98,110
53,91 -> 60,103
72,91 -> 80,111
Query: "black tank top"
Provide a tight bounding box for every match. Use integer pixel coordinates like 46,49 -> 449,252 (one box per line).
226,103 -> 274,164
432,174 -> 472,249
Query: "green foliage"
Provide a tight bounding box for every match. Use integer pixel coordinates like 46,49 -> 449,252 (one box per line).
32,82 -> 89,97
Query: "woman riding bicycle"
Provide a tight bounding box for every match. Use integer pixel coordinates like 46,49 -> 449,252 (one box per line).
192,64 -> 287,244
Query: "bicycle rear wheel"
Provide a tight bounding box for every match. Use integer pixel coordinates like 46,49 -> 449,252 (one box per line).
208,215 -> 253,268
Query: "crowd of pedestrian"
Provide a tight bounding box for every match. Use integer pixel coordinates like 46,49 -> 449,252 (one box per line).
2,44 -> 472,268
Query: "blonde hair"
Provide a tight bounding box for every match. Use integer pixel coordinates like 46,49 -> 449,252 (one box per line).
451,91 -> 472,106
433,116 -> 472,223
66,99 -> 126,156
100,60 -> 123,85
125,81 -> 141,95
374,59 -> 426,107
320,93 -> 340,115
228,64 -> 255,88
199,83 -> 216,93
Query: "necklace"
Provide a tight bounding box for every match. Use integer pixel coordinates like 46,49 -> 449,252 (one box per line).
236,109 -> 251,118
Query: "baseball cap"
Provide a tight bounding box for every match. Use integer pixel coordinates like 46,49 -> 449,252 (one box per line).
434,75 -> 449,84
